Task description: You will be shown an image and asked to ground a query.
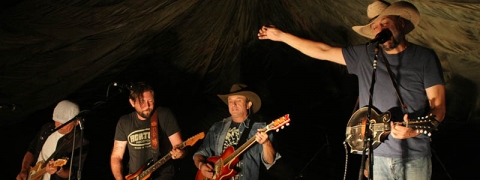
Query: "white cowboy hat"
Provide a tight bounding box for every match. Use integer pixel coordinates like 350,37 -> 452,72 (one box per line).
352,1 -> 420,39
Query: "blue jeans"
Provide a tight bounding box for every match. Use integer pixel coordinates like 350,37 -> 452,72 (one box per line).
373,156 -> 431,180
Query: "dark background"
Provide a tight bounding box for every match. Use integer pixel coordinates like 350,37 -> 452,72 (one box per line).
2,0 -> 480,179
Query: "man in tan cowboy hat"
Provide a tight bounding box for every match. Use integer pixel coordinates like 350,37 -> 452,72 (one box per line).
193,83 -> 281,180
258,1 -> 445,179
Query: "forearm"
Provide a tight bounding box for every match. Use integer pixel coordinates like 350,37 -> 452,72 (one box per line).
55,167 -> 69,178
110,157 -> 124,180
19,152 -> 34,173
262,141 -> 276,164
280,32 -> 344,64
193,154 -> 206,169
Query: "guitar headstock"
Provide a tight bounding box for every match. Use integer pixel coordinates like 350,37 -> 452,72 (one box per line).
406,115 -> 440,136
184,132 -> 205,147
265,114 -> 291,133
55,158 -> 69,167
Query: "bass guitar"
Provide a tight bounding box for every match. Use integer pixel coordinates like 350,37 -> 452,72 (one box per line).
345,107 -> 440,154
28,158 -> 68,180
195,114 -> 291,180
125,132 -> 205,180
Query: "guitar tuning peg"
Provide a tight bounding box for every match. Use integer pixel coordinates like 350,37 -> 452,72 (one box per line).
286,123 -> 290,126
281,126 -> 285,129
427,132 -> 431,136
276,129 -> 280,132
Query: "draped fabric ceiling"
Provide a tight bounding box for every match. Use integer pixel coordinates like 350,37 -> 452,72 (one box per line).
2,0 -> 480,179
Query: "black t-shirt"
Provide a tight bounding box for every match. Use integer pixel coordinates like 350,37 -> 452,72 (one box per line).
114,106 -> 181,174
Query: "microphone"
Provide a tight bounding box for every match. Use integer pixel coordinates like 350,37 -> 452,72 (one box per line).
112,82 -> 133,90
0,103 -> 18,111
369,29 -> 392,44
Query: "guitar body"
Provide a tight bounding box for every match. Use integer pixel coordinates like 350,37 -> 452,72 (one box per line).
125,159 -> 152,180
28,158 -> 68,180
345,107 -> 439,154
196,114 -> 291,180
27,161 -> 44,180
345,107 -> 391,154
195,146 -> 239,180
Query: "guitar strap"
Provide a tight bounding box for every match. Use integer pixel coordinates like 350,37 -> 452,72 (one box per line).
235,116 -> 255,151
380,51 -> 409,114
150,109 -> 159,161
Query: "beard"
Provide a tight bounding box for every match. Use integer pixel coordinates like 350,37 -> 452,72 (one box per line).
380,32 -> 404,51
137,108 -> 153,119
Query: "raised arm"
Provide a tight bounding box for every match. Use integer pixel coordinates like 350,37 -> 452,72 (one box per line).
258,25 -> 345,65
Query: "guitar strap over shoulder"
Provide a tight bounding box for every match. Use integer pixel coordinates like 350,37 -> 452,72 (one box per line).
235,117 -> 255,150
380,51 -> 409,114
150,109 -> 159,160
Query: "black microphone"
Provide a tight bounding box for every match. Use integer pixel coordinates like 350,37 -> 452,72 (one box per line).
369,29 -> 392,44
0,103 -> 18,111
112,82 -> 133,90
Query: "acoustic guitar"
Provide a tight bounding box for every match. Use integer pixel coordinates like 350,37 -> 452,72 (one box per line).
345,107 -> 440,154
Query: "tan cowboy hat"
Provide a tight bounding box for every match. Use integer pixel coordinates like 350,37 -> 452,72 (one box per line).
352,1 -> 420,39
217,83 -> 261,113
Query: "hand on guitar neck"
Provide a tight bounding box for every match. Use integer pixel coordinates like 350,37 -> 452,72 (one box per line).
389,114 -> 424,139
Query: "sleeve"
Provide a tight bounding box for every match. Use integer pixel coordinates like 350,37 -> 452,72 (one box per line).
193,122 -> 220,159
114,115 -> 128,141
423,49 -> 445,88
158,107 -> 181,136
254,122 -> 281,169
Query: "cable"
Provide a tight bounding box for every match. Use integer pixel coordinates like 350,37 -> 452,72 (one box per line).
343,141 -> 349,180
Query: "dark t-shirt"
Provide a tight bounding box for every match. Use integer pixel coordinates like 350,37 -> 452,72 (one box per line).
114,106 -> 181,174
342,43 -> 444,158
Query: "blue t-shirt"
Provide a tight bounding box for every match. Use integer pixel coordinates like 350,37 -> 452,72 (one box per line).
342,43 -> 444,158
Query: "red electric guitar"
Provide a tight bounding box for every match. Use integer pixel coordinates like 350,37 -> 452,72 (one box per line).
195,114 -> 291,180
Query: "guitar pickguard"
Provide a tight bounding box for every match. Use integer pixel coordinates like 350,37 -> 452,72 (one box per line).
345,107 -> 391,154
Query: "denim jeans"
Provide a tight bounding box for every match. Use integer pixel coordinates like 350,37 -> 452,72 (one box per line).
373,156 -> 431,180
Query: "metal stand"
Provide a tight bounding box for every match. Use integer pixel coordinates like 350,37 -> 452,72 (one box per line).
358,43 -> 381,180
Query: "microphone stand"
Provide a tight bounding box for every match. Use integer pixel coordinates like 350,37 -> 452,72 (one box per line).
358,42 -> 380,180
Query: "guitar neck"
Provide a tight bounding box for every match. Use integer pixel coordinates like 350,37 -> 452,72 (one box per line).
139,143 -> 186,178
223,130 -> 267,164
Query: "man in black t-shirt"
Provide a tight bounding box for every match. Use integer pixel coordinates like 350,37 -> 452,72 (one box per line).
110,82 -> 185,180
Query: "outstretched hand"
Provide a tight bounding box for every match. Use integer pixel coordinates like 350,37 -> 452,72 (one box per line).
258,25 -> 284,41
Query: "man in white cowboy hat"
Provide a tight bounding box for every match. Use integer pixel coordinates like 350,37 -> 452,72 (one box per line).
193,83 -> 281,180
258,0 -> 445,179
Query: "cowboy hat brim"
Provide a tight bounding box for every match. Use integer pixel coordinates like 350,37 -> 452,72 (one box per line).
218,91 -> 261,113
352,1 -> 420,39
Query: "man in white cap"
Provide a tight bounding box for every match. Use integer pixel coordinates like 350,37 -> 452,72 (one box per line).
193,83 -> 281,180
258,0 -> 445,179
16,100 -> 89,180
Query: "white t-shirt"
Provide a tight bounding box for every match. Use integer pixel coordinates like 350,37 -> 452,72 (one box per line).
37,131 -> 64,180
